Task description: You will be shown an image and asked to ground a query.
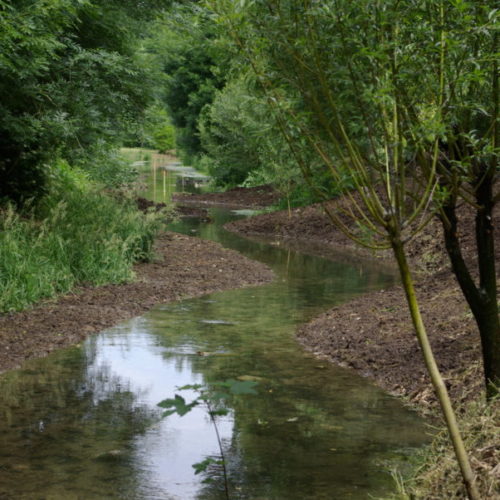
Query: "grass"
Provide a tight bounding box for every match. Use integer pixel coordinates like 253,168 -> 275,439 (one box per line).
120,147 -> 155,165
0,163 -> 165,313
385,395 -> 499,499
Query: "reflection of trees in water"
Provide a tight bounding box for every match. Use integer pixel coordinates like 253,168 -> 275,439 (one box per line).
195,357 -> 425,499
156,298 -> 424,499
0,228 -> 416,499
0,344 -> 158,499
144,264 -> 421,499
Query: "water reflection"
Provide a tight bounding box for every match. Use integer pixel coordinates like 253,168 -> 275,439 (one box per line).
0,345 -> 156,499
0,207 -> 430,499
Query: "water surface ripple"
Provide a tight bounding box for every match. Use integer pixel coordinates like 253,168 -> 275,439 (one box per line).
0,207 -> 429,499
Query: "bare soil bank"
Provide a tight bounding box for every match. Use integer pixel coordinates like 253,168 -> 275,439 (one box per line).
3,180 -> 497,411
224,195 -> 499,409
0,232 -> 273,373
173,185 -> 280,209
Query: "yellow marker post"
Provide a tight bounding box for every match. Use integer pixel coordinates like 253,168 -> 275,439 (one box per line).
152,155 -> 157,202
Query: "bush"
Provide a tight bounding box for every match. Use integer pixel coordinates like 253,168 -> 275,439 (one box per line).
153,123 -> 176,153
198,79 -> 263,187
73,144 -> 139,189
0,162 -> 163,313
274,164 -> 356,209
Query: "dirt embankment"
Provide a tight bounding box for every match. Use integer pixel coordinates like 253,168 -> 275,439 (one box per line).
3,180 -> 497,412
0,187 -> 278,375
0,232 -> 273,373
173,185 -> 280,209
224,194 -> 499,409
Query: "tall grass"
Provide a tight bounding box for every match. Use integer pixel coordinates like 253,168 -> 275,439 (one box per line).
0,162 -> 164,313
120,147 -> 154,166
386,393 -> 499,499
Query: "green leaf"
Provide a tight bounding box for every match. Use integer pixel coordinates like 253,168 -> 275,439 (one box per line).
161,409 -> 176,417
211,391 -> 231,401
192,457 -> 220,475
211,408 -> 230,417
158,394 -> 198,416
177,383 -> 204,391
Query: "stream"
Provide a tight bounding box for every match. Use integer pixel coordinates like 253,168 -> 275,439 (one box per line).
0,165 -> 430,499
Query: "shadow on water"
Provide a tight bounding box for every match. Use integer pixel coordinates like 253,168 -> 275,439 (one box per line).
0,172 -> 431,499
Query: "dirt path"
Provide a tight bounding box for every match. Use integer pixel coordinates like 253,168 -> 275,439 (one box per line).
0,232 -> 273,373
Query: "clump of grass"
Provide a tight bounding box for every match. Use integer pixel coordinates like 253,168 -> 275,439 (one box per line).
0,162 -> 164,313
120,147 -> 154,165
387,396 -> 499,499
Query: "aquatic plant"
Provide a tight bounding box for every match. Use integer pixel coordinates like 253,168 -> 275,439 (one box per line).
158,379 -> 258,499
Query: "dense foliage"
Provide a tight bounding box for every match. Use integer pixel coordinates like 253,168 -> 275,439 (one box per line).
0,0 -> 168,310
147,4 -> 227,164
199,77 -> 288,187
151,2 -> 354,198
0,0 -> 166,204
0,162 -> 163,313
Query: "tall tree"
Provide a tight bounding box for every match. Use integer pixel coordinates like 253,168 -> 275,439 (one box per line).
0,0 -> 167,205
148,3 -> 228,162
209,0 -> 499,395
209,0 -> 499,497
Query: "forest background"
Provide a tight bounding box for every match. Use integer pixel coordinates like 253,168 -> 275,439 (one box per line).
0,1 -> 498,498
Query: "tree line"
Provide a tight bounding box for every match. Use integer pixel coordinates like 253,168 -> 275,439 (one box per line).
157,2 -> 498,498
0,0 -> 173,204
1,1 -> 498,497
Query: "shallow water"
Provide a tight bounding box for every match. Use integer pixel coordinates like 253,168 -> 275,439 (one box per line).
0,183 -> 430,499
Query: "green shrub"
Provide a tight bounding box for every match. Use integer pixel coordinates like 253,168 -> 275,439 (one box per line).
153,123 -> 176,153
198,78 -> 264,187
74,145 -> 139,189
0,162 -> 163,313
274,164 -> 356,209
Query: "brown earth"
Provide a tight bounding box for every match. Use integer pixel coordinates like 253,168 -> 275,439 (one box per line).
174,204 -> 211,220
297,272 -> 485,411
136,196 -> 210,220
2,182 -> 497,412
0,232 -> 273,374
173,185 -> 280,209
224,194 -> 499,410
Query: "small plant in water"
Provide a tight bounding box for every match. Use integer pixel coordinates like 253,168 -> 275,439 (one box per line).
158,379 -> 258,499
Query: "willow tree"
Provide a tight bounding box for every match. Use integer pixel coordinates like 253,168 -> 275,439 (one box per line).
430,6 -> 499,401
206,0 -> 500,498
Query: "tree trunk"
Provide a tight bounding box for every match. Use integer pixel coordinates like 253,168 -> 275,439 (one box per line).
440,172 -> 499,399
391,238 -> 480,500
474,167 -> 500,398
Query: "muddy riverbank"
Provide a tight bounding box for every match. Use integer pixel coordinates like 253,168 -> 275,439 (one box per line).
3,182 -> 497,409
0,232 -> 273,373
173,184 -> 280,209
218,190 -> 499,408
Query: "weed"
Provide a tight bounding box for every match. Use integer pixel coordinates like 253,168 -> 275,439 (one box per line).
384,396 -> 499,499
158,379 -> 258,499
0,162 -> 164,313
